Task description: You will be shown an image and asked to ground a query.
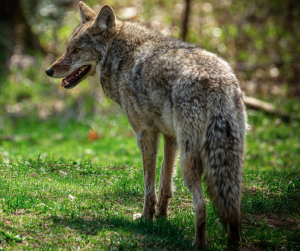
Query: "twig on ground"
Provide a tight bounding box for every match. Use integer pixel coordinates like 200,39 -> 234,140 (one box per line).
0,135 -> 31,141
243,95 -> 294,122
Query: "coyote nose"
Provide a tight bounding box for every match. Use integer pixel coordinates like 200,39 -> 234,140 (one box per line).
45,68 -> 54,77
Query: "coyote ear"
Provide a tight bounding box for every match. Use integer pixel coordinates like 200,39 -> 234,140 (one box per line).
79,1 -> 96,24
91,5 -> 116,34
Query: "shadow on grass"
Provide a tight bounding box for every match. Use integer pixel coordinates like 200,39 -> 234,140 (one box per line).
242,186 -> 300,215
47,214 -> 201,250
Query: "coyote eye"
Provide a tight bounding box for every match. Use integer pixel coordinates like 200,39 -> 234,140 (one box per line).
74,48 -> 81,53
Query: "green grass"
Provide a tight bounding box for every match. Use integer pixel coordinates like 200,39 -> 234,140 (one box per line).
0,106 -> 300,250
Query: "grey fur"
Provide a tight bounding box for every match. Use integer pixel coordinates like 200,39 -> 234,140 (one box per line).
46,2 -> 247,248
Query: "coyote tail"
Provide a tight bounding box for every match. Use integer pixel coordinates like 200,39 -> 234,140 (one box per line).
203,109 -> 244,235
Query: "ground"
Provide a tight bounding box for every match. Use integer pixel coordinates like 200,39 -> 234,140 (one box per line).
0,103 -> 299,250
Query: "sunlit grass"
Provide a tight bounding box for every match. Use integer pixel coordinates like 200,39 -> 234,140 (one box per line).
1,103 -> 299,171
0,107 -> 300,250
0,157 -> 299,250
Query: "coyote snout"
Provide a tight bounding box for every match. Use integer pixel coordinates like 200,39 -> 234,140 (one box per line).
46,2 -> 247,249
45,49 -> 95,89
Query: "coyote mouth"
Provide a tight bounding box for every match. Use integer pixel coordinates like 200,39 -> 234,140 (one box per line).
61,65 -> 91,89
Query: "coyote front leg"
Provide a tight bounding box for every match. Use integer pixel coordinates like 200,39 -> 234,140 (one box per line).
137,130 -> 159,219
156,135 -> 178,217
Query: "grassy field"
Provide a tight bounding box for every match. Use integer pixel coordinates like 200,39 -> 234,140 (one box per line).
1,0 -> 300,249
0,103 -> 300,250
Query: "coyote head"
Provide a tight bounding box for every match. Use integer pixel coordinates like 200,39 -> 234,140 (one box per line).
45,2 -> 121,89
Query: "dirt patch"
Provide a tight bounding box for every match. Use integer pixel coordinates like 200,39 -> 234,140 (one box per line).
246,186 -> 263,193
240,244 -> 263,251
263,213 -> 300,230
244,213 -> 300,230
244,186 -> 277,198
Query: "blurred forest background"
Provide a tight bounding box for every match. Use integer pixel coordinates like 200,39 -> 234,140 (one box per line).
1,2 -> 300,249
0,0 -> 299,162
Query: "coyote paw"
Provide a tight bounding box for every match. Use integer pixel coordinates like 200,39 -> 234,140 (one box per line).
156,212 -> 167,218
192,240 -> 207,250
227,226 -> 241,244
156,193 -> 171,218
142,206 -> 155,220
142,212 -> 154,220
156,207 -> 168,218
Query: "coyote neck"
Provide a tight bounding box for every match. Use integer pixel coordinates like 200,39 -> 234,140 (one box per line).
98,22 -> 154,105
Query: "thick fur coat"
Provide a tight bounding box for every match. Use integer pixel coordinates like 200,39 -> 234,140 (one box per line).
46,2 -> 247,248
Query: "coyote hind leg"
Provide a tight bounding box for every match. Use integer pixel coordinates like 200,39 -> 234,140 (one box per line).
156,135 -> 178,217
137,130 -> 159,220
173,81 -> 208,248
181,154 -> 207,249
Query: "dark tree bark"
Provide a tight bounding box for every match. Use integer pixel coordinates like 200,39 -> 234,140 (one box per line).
182,0 -> 191,41
0,0 -> 44,56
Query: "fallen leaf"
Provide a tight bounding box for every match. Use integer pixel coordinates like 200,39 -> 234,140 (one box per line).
88,130 -> 101,141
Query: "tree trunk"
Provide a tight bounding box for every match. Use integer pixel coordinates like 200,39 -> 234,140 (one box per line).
182,0 -> 191,41
0,0 -> 44,60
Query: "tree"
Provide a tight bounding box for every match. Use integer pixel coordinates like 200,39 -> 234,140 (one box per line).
0,0 -> 43,68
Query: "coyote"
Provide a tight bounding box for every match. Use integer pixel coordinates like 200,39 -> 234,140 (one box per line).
46,2 -> 247,248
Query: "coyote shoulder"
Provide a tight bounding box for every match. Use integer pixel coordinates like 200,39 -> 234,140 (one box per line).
46,2 -> 247,249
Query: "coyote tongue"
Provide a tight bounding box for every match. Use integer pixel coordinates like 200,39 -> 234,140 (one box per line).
61,66 -> 89,87
61,70 -> 79,87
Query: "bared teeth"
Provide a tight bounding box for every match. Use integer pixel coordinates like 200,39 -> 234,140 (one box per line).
61,66 -> 88,88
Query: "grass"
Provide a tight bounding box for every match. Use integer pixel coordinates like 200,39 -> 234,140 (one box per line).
0,103 -> 300,250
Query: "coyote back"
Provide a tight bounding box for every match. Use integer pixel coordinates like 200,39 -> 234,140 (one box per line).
46,2 -> 247,249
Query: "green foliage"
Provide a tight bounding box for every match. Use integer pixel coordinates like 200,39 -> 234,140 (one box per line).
18,0 -> 300,95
